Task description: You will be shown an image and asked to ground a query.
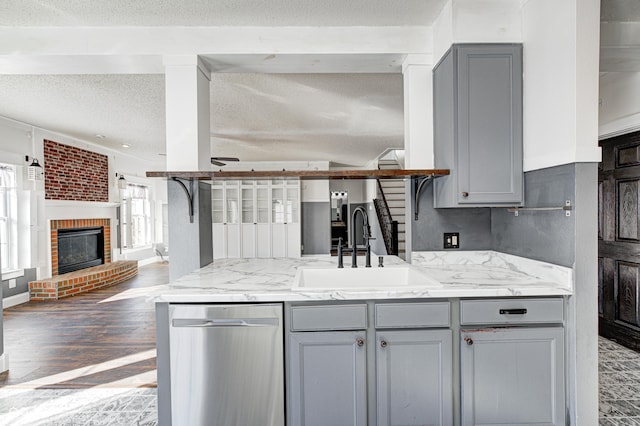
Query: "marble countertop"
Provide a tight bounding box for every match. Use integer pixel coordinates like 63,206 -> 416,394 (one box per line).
152,251 -> 572,303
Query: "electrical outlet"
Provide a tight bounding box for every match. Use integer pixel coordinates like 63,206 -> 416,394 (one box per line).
443,232 -> 460,249
9,278 -> 16,289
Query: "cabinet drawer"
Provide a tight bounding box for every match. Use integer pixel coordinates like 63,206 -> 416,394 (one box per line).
375,302 -> 450,328
290,304 -> 367,331
460,298 -> 563,325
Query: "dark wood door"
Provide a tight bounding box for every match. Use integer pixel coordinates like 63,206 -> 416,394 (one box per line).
599,131 -> 640,350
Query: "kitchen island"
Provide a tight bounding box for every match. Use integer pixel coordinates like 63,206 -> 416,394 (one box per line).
154,251 -> 572,426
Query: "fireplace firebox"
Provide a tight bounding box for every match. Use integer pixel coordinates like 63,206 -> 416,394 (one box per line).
57,227 -> 105,274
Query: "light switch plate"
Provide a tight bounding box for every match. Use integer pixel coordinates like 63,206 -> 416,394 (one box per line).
444,232 -> 460,249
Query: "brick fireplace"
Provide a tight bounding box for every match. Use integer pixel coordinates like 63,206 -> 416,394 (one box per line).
50,219 -> 111,276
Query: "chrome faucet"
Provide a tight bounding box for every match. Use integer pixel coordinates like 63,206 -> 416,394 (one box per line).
337,206 -> 373,268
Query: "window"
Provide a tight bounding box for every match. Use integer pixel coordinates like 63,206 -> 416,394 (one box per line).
122,183 -> 151,249
0,164 -> 17,272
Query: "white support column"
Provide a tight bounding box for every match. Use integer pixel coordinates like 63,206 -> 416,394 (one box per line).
402,54 -> 434,170
164,55 -> 211,171
402,54 -> 433,262
164,56 -> 213,280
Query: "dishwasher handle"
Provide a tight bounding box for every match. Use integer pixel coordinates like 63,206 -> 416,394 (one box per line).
172,317 -> 280,328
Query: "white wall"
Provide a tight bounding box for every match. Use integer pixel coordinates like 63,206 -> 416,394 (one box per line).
599,72 -> 640,138
521,0 -> 601,171
430,0 -> 602,172
0,115 -> 168,279
433,0 -> 522,63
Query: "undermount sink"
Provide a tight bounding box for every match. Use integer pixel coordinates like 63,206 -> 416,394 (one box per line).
292,265 -> 442,291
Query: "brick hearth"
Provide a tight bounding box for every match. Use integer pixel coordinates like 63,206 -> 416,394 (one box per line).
29,261 -> 138,301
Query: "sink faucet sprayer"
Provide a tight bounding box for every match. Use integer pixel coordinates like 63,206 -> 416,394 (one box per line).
337,206 -> 374,268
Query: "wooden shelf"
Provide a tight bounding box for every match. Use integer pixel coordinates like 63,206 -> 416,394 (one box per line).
146,169 -> 450,180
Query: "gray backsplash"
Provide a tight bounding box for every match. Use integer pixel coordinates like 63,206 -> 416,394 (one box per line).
411,179 -> 492,251
491,163 -> 576,267
411,163 -> 576,267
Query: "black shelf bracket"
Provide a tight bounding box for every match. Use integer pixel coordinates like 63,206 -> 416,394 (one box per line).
172,177 -> 194,223
414,174 -> 436,220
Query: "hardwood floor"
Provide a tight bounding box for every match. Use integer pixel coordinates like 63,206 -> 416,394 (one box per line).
0,263 -> 168,388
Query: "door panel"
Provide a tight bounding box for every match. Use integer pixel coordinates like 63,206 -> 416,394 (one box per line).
617,261 -> 640,327
617,179 -> 640,241
599,131 -> 640,350
288,331 -> 367,426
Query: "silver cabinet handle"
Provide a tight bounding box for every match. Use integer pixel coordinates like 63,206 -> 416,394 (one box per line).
380,340 -> 388,348
356,337 -> 365,347
464,337 -> 474,346
462,192 -> 469,198
173,318 -> 279,328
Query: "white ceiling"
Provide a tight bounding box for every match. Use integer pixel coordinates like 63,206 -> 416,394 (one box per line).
0,0 -> 446,27
0,1 -> 635,169
0,0 -> 444,168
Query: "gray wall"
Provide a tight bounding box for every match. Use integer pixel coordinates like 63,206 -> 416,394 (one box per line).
301,201 -> 331,255
367,202 -> 387,255
411,181 -> 492,251
411,163 -> 576,267
491,163 -> 576,267
168,180 -> 213,281
1,268 -> 36,299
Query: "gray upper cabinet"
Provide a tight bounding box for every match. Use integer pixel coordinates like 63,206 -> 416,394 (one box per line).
434,43 -> 523,207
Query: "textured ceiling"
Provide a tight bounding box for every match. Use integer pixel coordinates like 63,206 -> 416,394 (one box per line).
210,74 -> 404,166
0,0 -> 446,26
0,73 -> 403,167
0,0 -> 440,168
0,1 -> 628,169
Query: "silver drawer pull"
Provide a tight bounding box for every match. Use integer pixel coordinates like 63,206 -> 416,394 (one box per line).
499,308 -> 527,315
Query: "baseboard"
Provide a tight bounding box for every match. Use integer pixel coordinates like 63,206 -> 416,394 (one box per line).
138,256 -> 169,267
0,353 -> 9,373
3,291 -> 30,309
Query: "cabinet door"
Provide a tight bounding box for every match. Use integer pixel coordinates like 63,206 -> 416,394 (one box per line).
286,223 -> 301,258
212,223 -> 226,259
288,331 -> 367,426
241,224 -> 256,258
457,44 -> 523,205
460,327 -> 565,426
226,224 -> 241,258
434,44 -> 523,208
272,223 -> 286,257
256,223 -> 271,258
376,330 -> 453,426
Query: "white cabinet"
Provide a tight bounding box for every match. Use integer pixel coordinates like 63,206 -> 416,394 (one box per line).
211,181 -> 240,258
212,179 -> 300,259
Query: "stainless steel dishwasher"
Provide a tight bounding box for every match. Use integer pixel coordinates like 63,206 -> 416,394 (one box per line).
168,303 -> 284,426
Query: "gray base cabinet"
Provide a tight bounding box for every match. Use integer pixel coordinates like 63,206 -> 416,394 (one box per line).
288,331 -> 367,426
287,302 -> 453,426
460,297 -> 565,426
433,43 -> 523,207
376,329 -> 453,426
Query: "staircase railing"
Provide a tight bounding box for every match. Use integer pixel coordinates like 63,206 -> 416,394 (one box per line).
373,179 -> 398,255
